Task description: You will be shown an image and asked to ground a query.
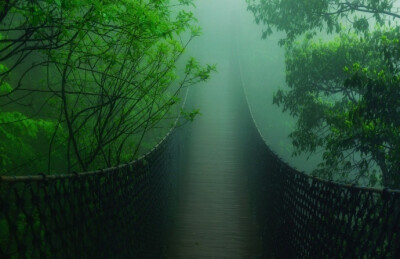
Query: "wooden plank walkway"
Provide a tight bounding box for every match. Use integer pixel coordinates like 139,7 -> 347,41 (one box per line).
166,59 -> 261,258
166,2 -> 261,257
166,6 -> 261,253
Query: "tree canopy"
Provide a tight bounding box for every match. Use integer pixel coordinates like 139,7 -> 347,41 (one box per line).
247,0 -> 400,188
0,0 -> 214,175
247,0 -> 400,45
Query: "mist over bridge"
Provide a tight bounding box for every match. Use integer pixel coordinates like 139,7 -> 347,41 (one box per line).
1,0 -> 400,258
2,31 -> 399,256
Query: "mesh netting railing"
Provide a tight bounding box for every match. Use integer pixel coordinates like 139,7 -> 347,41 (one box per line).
0,124 -> 183,258
243,91 -> 400,258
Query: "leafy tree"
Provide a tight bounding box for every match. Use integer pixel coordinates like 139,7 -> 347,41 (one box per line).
247,0 -> 400,188
0,0 -> 215,174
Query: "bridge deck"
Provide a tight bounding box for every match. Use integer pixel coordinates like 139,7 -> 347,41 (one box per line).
167,2 -> 261,256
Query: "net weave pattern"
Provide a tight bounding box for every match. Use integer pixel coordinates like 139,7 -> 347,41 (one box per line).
0,129 -> 181,258
249,120 -> 400,258
2,86 -> 400,257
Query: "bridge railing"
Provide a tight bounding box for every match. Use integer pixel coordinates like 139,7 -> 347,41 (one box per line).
0,120 -> 184,258
243,88 -> 400,258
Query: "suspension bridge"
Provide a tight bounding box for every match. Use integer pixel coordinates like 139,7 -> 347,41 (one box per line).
1,3 -> 400,259
1,33 -> 400,258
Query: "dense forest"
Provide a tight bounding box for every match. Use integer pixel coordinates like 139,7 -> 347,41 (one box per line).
247,0 -> 400,188
0,0 -> 214,175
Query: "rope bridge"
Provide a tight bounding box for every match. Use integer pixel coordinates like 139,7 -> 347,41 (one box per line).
1,91 -> 400,258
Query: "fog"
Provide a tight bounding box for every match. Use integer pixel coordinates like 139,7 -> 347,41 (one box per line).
187,0 -> 320,173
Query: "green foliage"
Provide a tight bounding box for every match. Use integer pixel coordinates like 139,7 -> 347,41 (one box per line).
181,108 -> 201,122
274,29 -> 400,187
0,111 -> 64,175
249,0 -> 400,187
247,0 -> 399,45
0,0 -> 213,174
0,82 -> 11,94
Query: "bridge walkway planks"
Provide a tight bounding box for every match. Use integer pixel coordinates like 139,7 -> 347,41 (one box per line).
166,5 -> 262,254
